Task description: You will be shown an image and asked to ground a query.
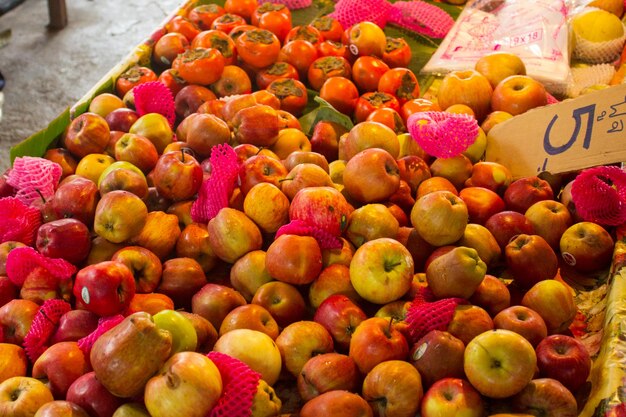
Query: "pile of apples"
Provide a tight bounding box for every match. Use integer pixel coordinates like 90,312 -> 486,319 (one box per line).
0,0 -> 623,416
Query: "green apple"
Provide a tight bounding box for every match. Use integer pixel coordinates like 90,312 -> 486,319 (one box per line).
129,113 -> 174,154
153,309 -> 198,354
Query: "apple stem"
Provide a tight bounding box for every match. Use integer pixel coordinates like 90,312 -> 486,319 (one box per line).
34,188 -> 46,204
387,316 -> 394,335
180,149 -> 186,163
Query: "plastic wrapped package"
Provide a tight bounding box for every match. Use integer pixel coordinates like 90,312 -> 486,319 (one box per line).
422,0 -> 571,92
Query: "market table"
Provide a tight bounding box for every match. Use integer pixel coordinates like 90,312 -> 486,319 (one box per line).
5,0 -> 626,416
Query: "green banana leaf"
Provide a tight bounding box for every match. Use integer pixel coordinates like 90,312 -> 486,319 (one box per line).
10,0 -> 461,163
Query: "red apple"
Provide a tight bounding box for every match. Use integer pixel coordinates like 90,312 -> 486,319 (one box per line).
469,274 -> 511,316
174,84 -> 217,120
48,176 -> 100,227
0,377 -> 54,417
464,161 -> 512,195
0,299 -> 39,345
503,176 -> 553,213
93,189 -> 148,244
343,148 -> 401,204
219,304 -> 279,340
275,320 -> 335,377
536,334 -> 591,393
177,112 -> 231,159
0,276 -> 18,309
411,190 -> 468,247
362,360 -> 424,417
420,378 -> 485,417
289,186 -> 354,237
34,400 -> 90,417
232,104 -> 281,147
485,210 -> 535,251
313,294 -> 368,352
349,238 -> 414,305
510,378 -> 578,417
114,133 -> 159,174
36,218 -> 91,265
73,261 -> 136,317
251,281 -> 307,328
207,207 -> 263,264
524,200 -> 573,250
49,309 -> 99,344
475,51 -> 527,89
437,69 -> 493,121
191,283 -> 247,331
409,330 -> 466,388
32,341 -> 91,399
559,222 -> 615,272
491,75 -> 548,116
266,234 -> 323,286
238,154 -> 288,195
156,257 -> 207,311
299,390 -> 374,417
521,279 -> 577,335
65,372 -> 124,417
493,305 -> 548,347
297,352 -> 360,402
151,150 -> 203,202
64,113 -> 111,158
104,108 -> 139,133
349,316 -> 409,375
459,186 -> 506,225
464,329 -> 537,399
505,234 -> 559,289
110,246 -> 163,294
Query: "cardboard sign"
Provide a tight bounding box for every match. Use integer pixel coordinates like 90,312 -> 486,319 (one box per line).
486,83 -> 626,179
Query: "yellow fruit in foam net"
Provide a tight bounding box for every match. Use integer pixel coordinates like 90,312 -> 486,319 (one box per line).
572,8 -> 625,43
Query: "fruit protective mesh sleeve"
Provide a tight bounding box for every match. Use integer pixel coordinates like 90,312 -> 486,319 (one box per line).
191,143 -> 240,223
572,30 -> 626,65
329,0 -> 392,29
207,351 -> 261,417
405,288 -> 466,344
275,219 -> 343,249
7,156 -> 62,208
571,165 -> 626,226
387,1 -> 454,39
23,299 -> 72,362
77,314 -> 125,356
0,197 -> 42,246
5,246 -> 76,287
133,81 -> 176,129
257,0 -> 312,9
407,111 -> 478,159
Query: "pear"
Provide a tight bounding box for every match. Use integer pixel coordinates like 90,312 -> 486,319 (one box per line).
90,311 -> 172,398
425,246 -> 487,299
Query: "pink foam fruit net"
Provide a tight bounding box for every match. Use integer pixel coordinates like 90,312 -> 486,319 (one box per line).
275,220 -> 343,250
0,197 -> 42,246
5,246 -> 76,287
23,299 -> 72,362
257,0 -> 311,9
77,314 -> 125,357
571,165 -> 626,226
207,351 -> 261,417
405,286 -> 467,344
407,111 -> 479,159
133,81 -> 177,129
388,1 -> 454,38
191,143 -> 240,223
7,156 -> 62,208
330,0 -> 453,38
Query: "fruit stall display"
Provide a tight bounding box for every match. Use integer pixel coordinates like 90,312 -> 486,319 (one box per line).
2,0 -> 626,416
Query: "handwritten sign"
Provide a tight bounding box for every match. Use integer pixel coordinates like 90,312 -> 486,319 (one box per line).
485,83 -> 626,179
